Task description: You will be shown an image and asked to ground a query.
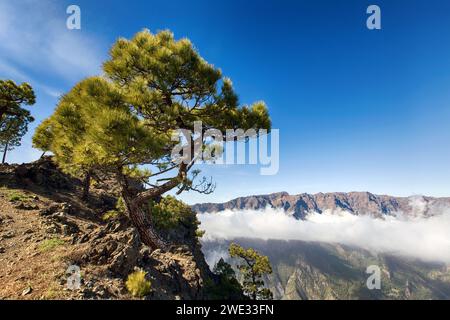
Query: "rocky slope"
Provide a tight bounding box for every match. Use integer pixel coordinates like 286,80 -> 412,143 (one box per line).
0,158 -> 213,300
193,191 -> 450,218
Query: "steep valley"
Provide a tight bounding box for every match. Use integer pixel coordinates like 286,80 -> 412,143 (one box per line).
202,239 -> 450,300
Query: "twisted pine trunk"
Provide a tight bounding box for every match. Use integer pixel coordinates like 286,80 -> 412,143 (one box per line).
129,199 -> 169,251
118,164 -> 186,251
121,192 -> 169,251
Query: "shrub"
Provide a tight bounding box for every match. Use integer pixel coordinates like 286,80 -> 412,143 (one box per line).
7,190 -> 30,202
102,210 -> 120,221
126,270 -> 151,298
115,197 -> 126,213
149,196 -> 198,231
9,194 -> 22,202
39,238 -> 65,252
102,197 -> 126,221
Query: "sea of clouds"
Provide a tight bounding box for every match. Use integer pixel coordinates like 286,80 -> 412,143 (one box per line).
197,199 -> 450,264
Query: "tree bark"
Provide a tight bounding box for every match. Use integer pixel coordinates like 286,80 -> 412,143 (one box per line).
116,163 -> 187,251
125,196 -> 169,251
81,171 -> 91,200
2,141 -> 8,164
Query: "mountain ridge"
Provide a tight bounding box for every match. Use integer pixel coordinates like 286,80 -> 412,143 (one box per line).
192,191 -> 450,219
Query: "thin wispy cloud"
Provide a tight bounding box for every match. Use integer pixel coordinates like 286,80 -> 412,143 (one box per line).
0,0 -> 104,86
0,58 -> 62,98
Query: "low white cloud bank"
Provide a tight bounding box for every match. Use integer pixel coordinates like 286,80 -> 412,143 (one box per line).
198,205 -> 450,264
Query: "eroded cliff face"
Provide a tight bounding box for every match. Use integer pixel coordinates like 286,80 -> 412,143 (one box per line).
0,158 -> 213,300
193,191 -> 450,218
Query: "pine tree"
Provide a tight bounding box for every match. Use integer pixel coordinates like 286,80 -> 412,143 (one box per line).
0,79 -> 36,163
0,80 -> 35,121
32,118 -> 54,158
33,30 -> 271,250
0,109 -> 34,164
229,243 -> 273,300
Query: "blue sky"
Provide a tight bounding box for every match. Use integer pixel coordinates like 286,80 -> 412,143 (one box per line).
1,0 -> 450,204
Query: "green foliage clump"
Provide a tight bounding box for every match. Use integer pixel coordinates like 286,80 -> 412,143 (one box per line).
102,210 -> 120,221
39,238 -> 65,252
229,243 -> 273,300
9,195 -> 21,202
126,269 -> 152,298
0,80 -> 35,120
115,197 -> 127,213
205,258 -> 245,300
32,118 -> 54,155
8,191 -> 26,202
150,196 -> 197,231
102,197 -> 126,221
195,228 -> 206,239
4,189 -> 34,202
9,194 -> 23,202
